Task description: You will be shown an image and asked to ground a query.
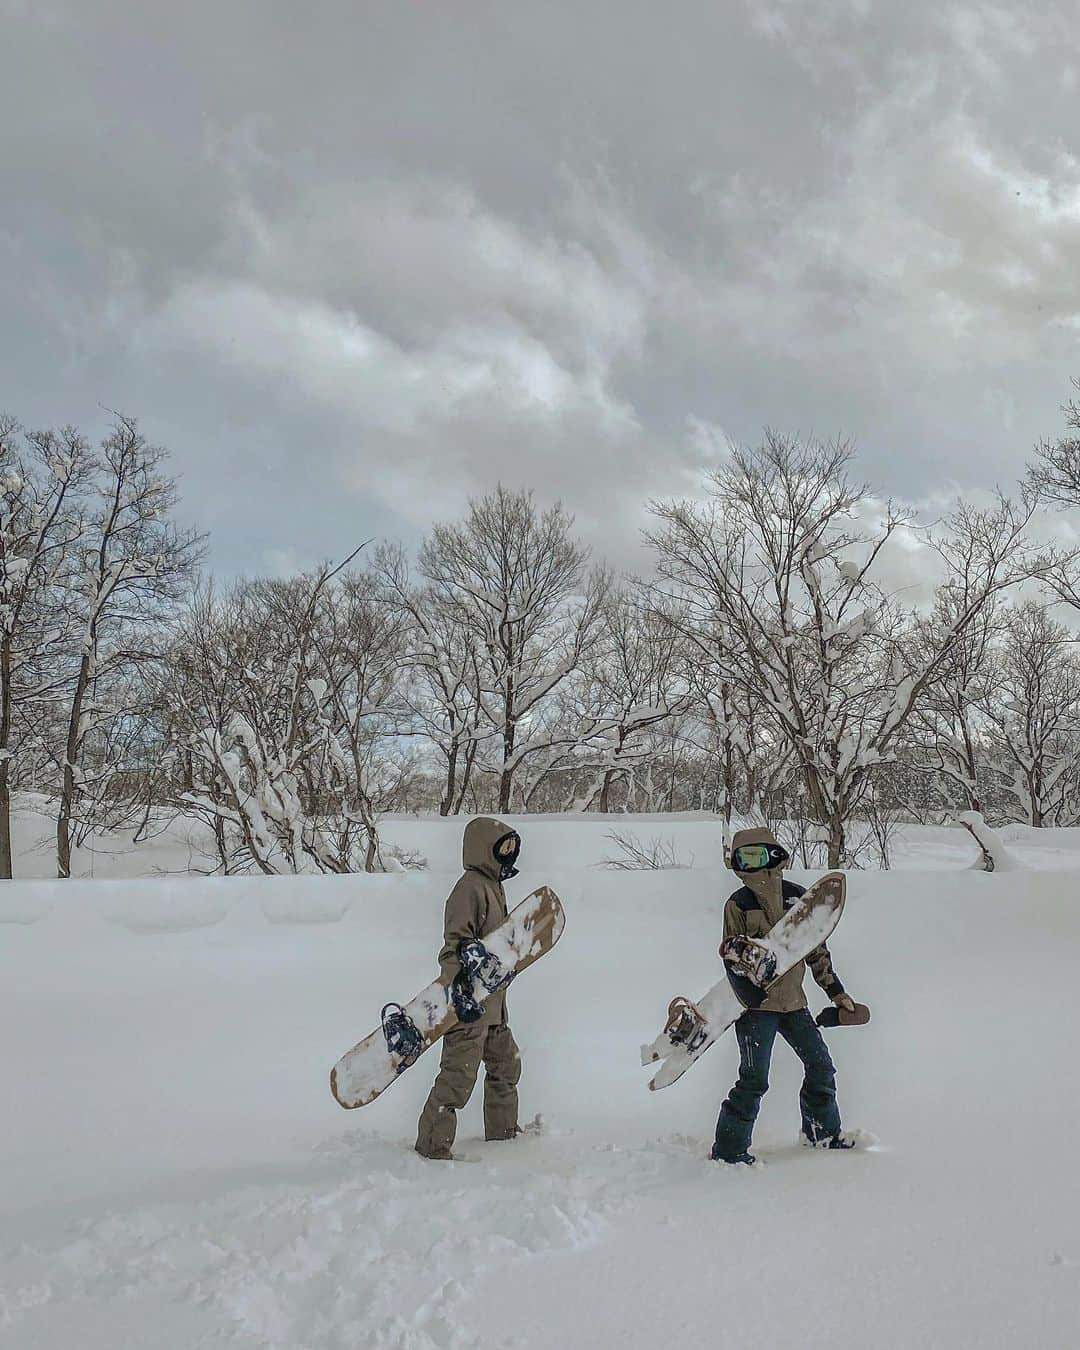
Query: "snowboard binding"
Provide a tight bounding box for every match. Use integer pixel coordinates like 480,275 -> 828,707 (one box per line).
450,939 -> 514,1025
720,935 -> 777,987
380,1002 -> 424,1068
458,938 -> 514,995
450,971 -> 485,1024
664,996 -> 708,1052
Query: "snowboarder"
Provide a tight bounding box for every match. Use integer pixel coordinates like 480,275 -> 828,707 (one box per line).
415,817 -> 524,1160
712,827 -> 862,1165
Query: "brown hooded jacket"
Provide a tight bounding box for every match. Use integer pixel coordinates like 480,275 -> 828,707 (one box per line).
724,826 -> 844,1014
437,817 -> 519,1022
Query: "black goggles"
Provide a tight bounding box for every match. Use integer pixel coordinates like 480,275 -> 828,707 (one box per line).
731,842 -> 789,873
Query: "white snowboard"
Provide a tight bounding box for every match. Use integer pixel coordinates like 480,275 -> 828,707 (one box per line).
641,872 -> 846,1091
331,886 -> 565,1109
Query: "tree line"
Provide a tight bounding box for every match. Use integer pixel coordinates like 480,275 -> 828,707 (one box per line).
6,382 -> 1080,877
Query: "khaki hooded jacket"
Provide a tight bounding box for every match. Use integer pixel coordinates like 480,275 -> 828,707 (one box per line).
723,826 -> 844,1014
437,817 -> 520,1022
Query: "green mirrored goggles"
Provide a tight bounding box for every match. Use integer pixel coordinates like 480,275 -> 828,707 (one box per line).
731,842 -> 789,873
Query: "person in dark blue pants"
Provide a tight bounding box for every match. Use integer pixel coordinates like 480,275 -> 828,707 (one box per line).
711,828 -> 861,1165
713,1008 -> 841,1162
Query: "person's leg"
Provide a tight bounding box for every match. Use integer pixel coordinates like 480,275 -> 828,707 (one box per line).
777,1009 -> 841,1143
415,1022 -> 485,1158
712,1012 -> 780,1161
481,1022 -> 522,1140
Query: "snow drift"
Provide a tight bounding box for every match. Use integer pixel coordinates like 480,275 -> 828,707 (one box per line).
2,842 -> 1079,1348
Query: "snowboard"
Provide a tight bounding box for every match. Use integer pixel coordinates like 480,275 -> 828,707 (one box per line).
640,872 -> 846,1091
330,885 -> 565,1110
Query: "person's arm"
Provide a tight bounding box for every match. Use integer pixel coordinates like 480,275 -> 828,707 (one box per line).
723,895 -> 748,943
437,875 -> 484,983
806,940 -> 851,1006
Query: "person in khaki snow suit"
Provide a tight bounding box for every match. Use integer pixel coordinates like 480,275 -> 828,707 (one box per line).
416,818 -> 524,1160
711,826 -> 862,1166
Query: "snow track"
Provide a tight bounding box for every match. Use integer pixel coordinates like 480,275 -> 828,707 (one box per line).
0,1132 -> 701,1349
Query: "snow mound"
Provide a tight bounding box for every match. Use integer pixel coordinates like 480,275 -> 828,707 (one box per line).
100,884 -> 231,933
958,811 -> 1020,872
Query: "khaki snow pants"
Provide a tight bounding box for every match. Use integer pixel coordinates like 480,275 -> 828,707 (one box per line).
415,1003 -> 521,1157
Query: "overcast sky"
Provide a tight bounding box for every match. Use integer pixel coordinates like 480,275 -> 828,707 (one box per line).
3,1 -> 1078,576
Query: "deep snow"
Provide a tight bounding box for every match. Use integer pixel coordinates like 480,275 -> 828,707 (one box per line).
2,811 -> 1080,1347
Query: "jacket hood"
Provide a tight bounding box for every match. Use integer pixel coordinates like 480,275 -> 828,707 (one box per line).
462,817 -> 518,881
729,826 -> 789,913
729,826 -> 786,871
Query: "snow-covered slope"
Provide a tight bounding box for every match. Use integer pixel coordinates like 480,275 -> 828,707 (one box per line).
2,849 -> 1079,1347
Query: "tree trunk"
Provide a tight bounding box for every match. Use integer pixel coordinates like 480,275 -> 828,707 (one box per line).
441,739 -> 459,817
498,730 -> 515,814
453,736 -> 478,815
0,634 -> 12,879
57,651 -> 92,879
599,729 -> 626,813
0,766 -> 11,882
827,817 -> 845,869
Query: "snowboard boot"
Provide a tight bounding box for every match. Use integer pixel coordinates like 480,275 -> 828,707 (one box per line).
802,1129 -> 867,1151
414,1144 -> 454,1161
485,1124 -> 522,1142
710,1147 -> 757,1166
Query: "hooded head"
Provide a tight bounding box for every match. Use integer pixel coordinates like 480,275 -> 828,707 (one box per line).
728,826 -> 790,919
462,817 -> 521,882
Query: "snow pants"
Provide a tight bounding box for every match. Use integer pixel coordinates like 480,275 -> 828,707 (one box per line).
712,1008 -> 841,1161
415,1009 -> 521,1158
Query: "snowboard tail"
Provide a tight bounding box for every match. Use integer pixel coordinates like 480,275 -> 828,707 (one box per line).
330,885 -> 565,1110
643,871 -> 846,1091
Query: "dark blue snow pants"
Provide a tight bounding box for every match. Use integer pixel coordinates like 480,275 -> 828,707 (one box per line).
712,1008 -> 841,1161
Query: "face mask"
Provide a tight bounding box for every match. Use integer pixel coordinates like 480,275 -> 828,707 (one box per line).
731,842 -> 789,873
493,831 -> 521,878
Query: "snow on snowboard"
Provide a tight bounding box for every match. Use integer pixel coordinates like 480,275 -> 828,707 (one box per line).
641,871 -> 846,1091
331,885 -> 565,1109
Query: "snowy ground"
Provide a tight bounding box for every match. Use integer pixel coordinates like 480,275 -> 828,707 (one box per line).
3,808 -> 1080,1347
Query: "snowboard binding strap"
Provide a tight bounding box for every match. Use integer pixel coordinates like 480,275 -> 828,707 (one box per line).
380,1002 -> 424,1069
720,935 -> 777,987
665,996 -> 708,1052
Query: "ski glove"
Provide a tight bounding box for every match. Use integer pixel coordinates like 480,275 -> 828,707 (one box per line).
832,992 -> 856,1013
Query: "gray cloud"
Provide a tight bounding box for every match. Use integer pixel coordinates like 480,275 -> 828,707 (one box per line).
2,0 -> 1079,576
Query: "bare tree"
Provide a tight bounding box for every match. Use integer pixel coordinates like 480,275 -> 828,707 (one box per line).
648,432 -> 1033,865
980,603 -> 1080,827
418,485 -> 607,812
1027,377 -> 1080,507
903,589 -> 1003,813
0,420 -> 92,878
56,416 -> 203,878
375,544 -> 487,815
